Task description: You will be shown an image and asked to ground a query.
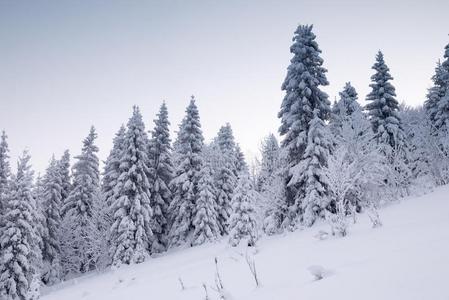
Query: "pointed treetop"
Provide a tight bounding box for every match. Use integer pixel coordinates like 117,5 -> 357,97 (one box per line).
371,51 -> 394,82
127,106 -> 148,137
16,150 -> 33,180
151,102 -> 172,148
1,130 -> 7,144
155,102 -> 170,126
0,130 -> 10,184
217,123 -> 236,154
279,23 -> 330,143
178,97 -> 203,149
340,82 -> 358,100
336,82 -> 361,116
81,126 -> 99,154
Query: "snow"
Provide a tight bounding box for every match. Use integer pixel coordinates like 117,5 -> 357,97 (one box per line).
41,186 -> 449,300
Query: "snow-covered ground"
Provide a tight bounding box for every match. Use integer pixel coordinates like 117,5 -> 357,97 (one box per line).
41,186 -> 449,300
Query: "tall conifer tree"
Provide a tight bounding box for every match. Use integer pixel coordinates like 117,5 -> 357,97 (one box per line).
62,127 -> 102,274
109,107 -> 154,266
168,97 -> 204,247
278,24 -> 331,227
0,151 -> 41,300
148,102 -> 173,252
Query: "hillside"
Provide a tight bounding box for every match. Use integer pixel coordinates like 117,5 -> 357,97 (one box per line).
41,186 -> 449,300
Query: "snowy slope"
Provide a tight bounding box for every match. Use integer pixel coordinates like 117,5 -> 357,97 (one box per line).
41,186 -> 449,300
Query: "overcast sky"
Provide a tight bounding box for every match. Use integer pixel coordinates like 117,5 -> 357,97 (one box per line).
1,0 -> 448,173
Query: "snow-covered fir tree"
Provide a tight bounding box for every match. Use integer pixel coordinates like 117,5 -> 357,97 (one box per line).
256,134 -> 280,192
0,130 -> 11,252
330,82 -> 361,136
423,43 -> 449,185
365,51 -> 410,196
32,175 -> 46,251
234,144 -> 248,174
148,102 -> 173,253
290,110 -> 331,226
109,107 -> 154,266
61,126 -> 103,275
214,123 -> 238,234
365,51 -> 406,150
0,130 -> 10,198
425,61 -> 447,127
217,124 -> 236,155
436,94 -> 449,131
41,157 -> 63,285
228,173 -> 259,247
32,175 -> 47,285
0,131 -> 10,215
168,97 -> 204,247
202,142 -> 222,176
101,125 -> 126,225
215,164 -> 233,233
337,82 -> 360,115
0,151 -> 41,300
278,24 -> 331,228
191,164 -> 220,246
57,150 -> 71,212
255,134 -> 286,235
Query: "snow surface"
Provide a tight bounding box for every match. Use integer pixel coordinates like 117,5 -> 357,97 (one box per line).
41,186 -> 449,300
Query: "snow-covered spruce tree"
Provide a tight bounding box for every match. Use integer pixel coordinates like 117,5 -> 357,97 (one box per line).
0,151 -> 41,300
109,107 -> 153,266
41,157 -> 63,285
234,144 -> 248,174
291,110 -> 331,226
337,82 -> 360,116
256,134 -> 280,192
214,124 -> 238,235
365,52 -> 405,149
191,164 -> 220,246
202,142 -> 222,176
435,89 -> 449,135
148,102 -> 173,253
425,61 -> 447,127
423,43 -> 449,185
216,166 -> 234,235
33,175 -> 46,253
61,126 -> 103,275
0,130 -> 11,252
255,134 -> 286,235
365,51 -> 410,197
217,123 -> 236,157
57,150 -> 71,213
0,131 -> 10,198
101,125 -> 126,226
228,173 -> 259,247
168,97 -> 204,248
330,82 -> 361,136
278,24 -> 331,228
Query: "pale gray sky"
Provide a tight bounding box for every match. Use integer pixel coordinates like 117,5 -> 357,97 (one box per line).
0,0 -> 448,173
